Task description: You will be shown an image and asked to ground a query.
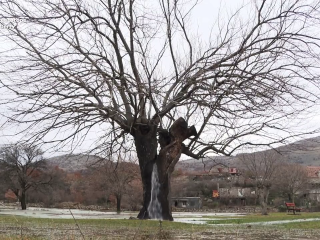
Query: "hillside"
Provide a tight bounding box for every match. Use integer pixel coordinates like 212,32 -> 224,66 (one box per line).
276,136 -> 320,166
46,136 -> 320,173
175,156 -> 235,173
176,136 -> 320,172
46,154 -> 102,171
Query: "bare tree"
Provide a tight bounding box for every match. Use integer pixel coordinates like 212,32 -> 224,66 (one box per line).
238,150 -> 282,215
1,0 -> 320,219
89,157 -> 140,213
0,144 -> 50,210
275,163 -> 309,203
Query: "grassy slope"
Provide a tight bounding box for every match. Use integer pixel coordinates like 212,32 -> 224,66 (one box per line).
206,212 -> 320,226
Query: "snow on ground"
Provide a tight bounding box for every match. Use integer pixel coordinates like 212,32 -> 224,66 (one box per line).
0,207 -> 137,219
248,218 -> 320,225
0,207 -> 245,222
1,207 -> 319,226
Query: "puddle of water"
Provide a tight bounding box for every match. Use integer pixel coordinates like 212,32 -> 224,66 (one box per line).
3,207 -> 316,226
0,208 -> 138,219
173,212 -> 246,217
251,218 -> 320,225
174,218 -> 240,224
207,218 -> 320,226
0,207 -> 245,223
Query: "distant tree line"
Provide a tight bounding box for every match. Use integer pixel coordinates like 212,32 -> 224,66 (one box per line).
171,152 -> 310,214
0,144 -> 311,213
0,143 -> 142,212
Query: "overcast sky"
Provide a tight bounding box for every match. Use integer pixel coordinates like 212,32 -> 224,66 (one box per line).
1,0 -> 320,158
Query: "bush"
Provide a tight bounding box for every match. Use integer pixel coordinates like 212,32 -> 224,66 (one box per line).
278,205 -> 287,212
212,201 -> 220,208
307,202 -> 320,212
273,197 -> 285,207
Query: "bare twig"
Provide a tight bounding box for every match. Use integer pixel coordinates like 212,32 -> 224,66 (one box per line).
69,208 -> 85,240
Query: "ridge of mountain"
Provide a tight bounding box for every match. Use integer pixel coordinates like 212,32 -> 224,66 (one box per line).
46,136 -> 320,172
175,156 -> 235,172
275,136 -> 320,166
176,136 -> 320,172
46,154 -> 101,171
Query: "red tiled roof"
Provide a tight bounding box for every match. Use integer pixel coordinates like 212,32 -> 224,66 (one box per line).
229,168 -> 237,174
306,166 -> 320,178
5,189 -> 17,200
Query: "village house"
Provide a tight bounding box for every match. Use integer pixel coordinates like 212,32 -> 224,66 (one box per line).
306,166 -> 320,184
208,163 -> 238,175
214,187 -> 256,206
4,189 -> 18,202
171,197 -> 202,209
192,163 -> 240,181
306,166 -> 320,202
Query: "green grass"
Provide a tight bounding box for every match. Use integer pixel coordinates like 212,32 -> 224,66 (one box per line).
0,214 -> 210,239
1,212 -> 319,228
0,214 -> 207,231
207,212 -> 320,225
1,213 -> 320,239
281,220 -> 320,229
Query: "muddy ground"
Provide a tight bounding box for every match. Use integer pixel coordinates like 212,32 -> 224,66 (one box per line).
1,207 -> 320,239
1,223 -> 320,239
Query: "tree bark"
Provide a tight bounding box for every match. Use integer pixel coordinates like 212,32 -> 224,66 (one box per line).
292,193 -> 295,203
254,186 -> 258,212
134,118 -> 197,221
116,195 -> 121,213
260,188 -> 268,215
20,191 -> 27,210
134,124 -> 160,220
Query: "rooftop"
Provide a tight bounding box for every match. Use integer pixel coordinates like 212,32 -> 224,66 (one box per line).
306,166 -> 320,178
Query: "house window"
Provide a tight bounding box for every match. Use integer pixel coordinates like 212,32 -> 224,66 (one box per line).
182,201 -> 187,207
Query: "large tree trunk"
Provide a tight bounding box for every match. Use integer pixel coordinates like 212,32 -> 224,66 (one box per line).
116,195 -> 121,213
260,188 -> 269,215
20,191 -> 27,210
292,193 -> 295,203
254,186 -> 258,212
134,118 -> 197,221
134,123 -> 159,219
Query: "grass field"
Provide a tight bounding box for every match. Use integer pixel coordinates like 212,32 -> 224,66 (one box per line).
0,212 -> 320,239
206,212 -> 320,225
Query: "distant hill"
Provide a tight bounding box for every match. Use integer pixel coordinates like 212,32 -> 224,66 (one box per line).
176,136 -> 320,172
46,154 -> 102,171
46,136 -> 320,173
275,136 -> 320,166
175,156 -> 235,173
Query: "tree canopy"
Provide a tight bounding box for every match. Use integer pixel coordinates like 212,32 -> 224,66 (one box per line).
1,0 -> 320,220
0,0 -> 319,155
0,144 -> 50,209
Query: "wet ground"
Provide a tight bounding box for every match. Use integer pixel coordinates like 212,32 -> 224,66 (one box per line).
1,207 -> 320,239
1,207 -> 320,226
1,221 -> 320,240
0,207 -> 245,222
